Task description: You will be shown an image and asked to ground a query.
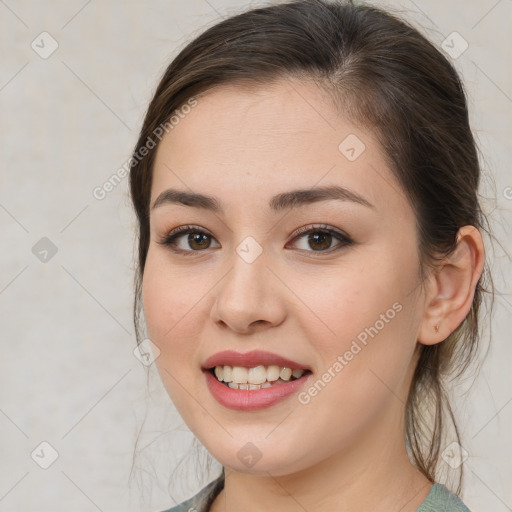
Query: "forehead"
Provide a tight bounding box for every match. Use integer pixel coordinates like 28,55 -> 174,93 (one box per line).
158,79 -> 350,160
151,78 -> 410,219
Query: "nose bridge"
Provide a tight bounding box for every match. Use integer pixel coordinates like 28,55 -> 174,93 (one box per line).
220,241 -> 269,311
210,239 -> 285,331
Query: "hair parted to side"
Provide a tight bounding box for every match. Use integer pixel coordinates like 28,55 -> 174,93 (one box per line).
129,0 -> 493,493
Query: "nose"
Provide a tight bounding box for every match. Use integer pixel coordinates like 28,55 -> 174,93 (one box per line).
209,248 -> 287,334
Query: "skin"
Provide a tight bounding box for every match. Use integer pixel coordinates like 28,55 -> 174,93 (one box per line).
142,77 -> 485,512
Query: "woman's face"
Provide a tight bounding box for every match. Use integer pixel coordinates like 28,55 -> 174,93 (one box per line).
142,78 -> 426,476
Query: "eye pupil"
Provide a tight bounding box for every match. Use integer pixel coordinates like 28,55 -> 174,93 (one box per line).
308,232 -> 331,251
189,233 -> 210,249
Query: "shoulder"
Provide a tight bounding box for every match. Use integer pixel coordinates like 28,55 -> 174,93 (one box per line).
416,483 -> 471,512
158,474 -> 225,512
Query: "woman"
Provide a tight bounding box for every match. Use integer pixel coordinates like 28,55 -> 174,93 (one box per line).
129,1 -> 490,510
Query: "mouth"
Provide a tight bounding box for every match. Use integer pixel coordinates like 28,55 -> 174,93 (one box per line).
205,365 -> 312,390
202,351 -> 314,410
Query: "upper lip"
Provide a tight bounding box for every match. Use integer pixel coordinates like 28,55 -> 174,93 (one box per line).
202,350 -> 311,371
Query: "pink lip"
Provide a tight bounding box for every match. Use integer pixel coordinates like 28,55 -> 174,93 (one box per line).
202,350 -> 312,411
204,369 -> 312,411
202,350 -> 311,371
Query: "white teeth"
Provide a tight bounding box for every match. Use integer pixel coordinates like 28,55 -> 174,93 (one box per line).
223,365 -> 233,382
226,378 -> 290,390
212,365 -> 307,387
267,365 -> 281,382
232,366 -> 248,384
280,367 -> 292,381
248,365 -> 267,384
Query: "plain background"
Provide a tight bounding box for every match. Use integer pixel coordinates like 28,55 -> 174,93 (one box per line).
0,0 -> 510,511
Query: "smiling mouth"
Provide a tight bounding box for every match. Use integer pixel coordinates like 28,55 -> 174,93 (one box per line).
208,365 -> 312,390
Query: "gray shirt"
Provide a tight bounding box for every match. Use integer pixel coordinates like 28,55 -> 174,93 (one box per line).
160,471 -> 470,512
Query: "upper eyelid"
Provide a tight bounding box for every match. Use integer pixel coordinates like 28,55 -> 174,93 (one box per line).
163,224 -> 347,239
159,224 -> 351,250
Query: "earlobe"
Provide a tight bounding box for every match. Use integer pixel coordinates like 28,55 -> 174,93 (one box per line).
418,226 -> 485,346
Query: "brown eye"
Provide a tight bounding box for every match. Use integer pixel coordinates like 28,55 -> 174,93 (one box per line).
158,226 -> 220,254
289,225 -> 352,254
306,232 -> 333,251
159,224 -> 352,255
188,232 -> 212,250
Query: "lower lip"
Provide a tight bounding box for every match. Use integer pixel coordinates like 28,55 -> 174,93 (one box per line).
204,370 -> 312,411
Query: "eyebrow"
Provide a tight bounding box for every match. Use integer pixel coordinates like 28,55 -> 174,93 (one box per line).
151,185 -> 374,214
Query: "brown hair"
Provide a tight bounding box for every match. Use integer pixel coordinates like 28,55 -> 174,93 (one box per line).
130,0 -> 492,493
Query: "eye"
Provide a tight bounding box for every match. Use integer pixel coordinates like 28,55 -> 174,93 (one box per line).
158,225 -> 220,254
158,223 -> 352,255
288,224 -> 352,253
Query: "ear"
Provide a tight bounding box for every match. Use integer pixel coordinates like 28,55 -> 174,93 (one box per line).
418,226 -> 485,345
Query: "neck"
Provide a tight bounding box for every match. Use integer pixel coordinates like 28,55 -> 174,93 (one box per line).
210,407 -> 432,512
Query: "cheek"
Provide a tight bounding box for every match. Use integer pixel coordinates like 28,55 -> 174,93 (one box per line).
141,250 -> 202,363
141,250 -> 209,417
303,247 -> 421,395
306,261 -> 414,348
294,270 -> 419,446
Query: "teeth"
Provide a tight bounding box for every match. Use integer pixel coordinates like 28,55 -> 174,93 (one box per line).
280,367 -> 292,381
267,365 -> 281,382
232,366 -> 248,384
212,365 -> 306,387
223,366 -> 233,382
248,365 -> 267,384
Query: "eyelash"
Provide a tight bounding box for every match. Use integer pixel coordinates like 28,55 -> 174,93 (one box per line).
157,223 -> 353,256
